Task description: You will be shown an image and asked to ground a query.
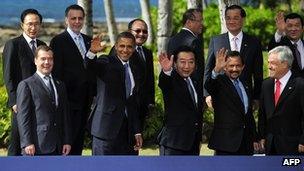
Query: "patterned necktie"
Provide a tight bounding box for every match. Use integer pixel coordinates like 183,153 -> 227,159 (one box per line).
75,35 -> 86,58
233,80 -> 244,104
30,39 -> 36,54
44,75 -> 56,103
136,46 -> 146,62
293,43 -> 302,69
124,63 -> 131,99
274,80 -> 281,106
232,37 -> 238,51
186,77 -> 197,106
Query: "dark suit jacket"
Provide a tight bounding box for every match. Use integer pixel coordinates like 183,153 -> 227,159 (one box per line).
157,70 -> 203,151
3,35 -> 46,107
86,55 -> 141,141
204,32 -> 263,100
50,30 -> 96,110
167,29 -> 204,89
109,46 -> 155,117
268,36 -> 304,77
258,74 -> 304,155
16,73 -> 71,154
205,74 -> 257,153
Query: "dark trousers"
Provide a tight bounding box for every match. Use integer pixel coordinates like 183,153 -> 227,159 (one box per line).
8,111 -> 21,156
215,131 -> 253,155
70,109 -> 88,155
92,117 -> 137,155
159,131 -> 201,156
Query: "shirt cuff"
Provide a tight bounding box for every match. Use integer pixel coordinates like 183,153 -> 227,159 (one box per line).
211,70 -> 221,79
274,31 -> 284,43
86,50 -> 96,59
135,133 -> 142,136
163,68 -> 173,76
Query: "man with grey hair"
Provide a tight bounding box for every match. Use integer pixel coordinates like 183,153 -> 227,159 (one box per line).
258,46 -> 304,155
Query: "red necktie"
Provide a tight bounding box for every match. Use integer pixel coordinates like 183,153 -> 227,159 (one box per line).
274,80 -> 281,106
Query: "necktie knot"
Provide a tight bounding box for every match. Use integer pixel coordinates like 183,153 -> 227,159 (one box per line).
232,37 -> 239,51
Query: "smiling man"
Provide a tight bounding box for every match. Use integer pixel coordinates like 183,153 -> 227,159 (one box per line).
205,49 -> 259,155
86,31 -> 143,155
157,46 -> 203,155
50,4 -> 97,155
16,45 -> 71,156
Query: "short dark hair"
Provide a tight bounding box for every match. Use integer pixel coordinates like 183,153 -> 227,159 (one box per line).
35,45 -> 53,59
225,5 -> 246,18
128,18 -> 147,30
173,46 -> 196,62
65,4 -> 85,17
182,8 -> 202,25
116,31 -> 136,44
226,51 -> 244,65
20,9 -> 42,23
285,13 -> 304,26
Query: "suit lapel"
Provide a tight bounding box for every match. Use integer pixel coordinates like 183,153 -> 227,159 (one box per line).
223,33 -> 231,51
275,76 -> 295,110
240,33 -> 249,62
20,35 -> 35,63
33,73 -> 56,103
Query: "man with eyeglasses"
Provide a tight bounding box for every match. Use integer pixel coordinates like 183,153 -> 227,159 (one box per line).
167,8 -> 204,92
109,19 -> 155,147
204,5 -> 263,112
3,8 -> 46,156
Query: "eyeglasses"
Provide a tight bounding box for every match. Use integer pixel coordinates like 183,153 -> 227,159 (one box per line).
131,29 -> 148,34
24,22 -> 41,28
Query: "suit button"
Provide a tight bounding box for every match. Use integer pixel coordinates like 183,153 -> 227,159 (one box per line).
243,125 -> 245,128
195,123 -> 198,126
54,123 -> 57,127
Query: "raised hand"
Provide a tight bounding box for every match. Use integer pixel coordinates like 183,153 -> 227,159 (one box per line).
275,11 -> 286,35
158,52 -> 173,72
89,34 -> 107,54
214,48 -> 228,73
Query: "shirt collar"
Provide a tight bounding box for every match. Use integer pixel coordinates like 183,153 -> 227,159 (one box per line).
228,31 -> 243,41
117,56 -> 129,66
36,71 -> 53,79
182,27 -> 197,37
67,27 -> 81,39
276,70 -> 291,86
22,32 -> 36,44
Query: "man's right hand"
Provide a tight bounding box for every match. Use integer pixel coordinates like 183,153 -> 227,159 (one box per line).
25,144 -> 35,156
12,104 -> 17,113
214,48 -> 228,73
205,96 -> 213,109
275,11 -> 286,35
158,52 -> 173,72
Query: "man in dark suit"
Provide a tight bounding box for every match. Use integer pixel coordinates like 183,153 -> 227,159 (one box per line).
259,46 -> 304,155
268,12 -> 304,78
3,8 -> 46,156
167,8 -> 204,90
157,46 -> 203,155
109,19 -> 155,130
16,45 -> 71,156
86,32 -> 143,155
50,4 -> 96,155
204,5 -> 263,110
205,49 -> 259,155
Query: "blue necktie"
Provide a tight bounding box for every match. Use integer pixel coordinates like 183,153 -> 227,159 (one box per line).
186,78 -> 197,107
124,63 -> 131,99
44,75 -> 56,104
233,80 -> 244,104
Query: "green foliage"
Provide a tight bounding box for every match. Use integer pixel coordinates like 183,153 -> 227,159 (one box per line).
203,4 -> 221,48
0,86 -> 10,148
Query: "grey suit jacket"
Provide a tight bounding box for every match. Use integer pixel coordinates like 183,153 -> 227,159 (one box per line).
16,73 -> 71,155
204,32 -> 263,100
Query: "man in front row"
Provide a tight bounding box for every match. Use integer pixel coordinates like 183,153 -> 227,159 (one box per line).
16,45 -> 71,155
205,50 -> 259,155
86,32 -> 143,155
157,46 -> 203,155
259,46 -> 304,155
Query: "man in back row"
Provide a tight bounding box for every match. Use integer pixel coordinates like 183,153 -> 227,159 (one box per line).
3,8 -> 46,156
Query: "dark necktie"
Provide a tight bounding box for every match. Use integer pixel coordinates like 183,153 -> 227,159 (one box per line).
293,43 -> 302,69
124,63 -> 131,99
233,80 -> 244,104
30,39 -> 36,54
274,80 -> 281,106
186,78 -> 196,107
136,46 -> 146,62
44,75 -> 56,103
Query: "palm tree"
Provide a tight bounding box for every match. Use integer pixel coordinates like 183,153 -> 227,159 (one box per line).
77,0 -> 93,36
157,0 -> 172,54
139,0 -> 154,45
103,0 -> 118,45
